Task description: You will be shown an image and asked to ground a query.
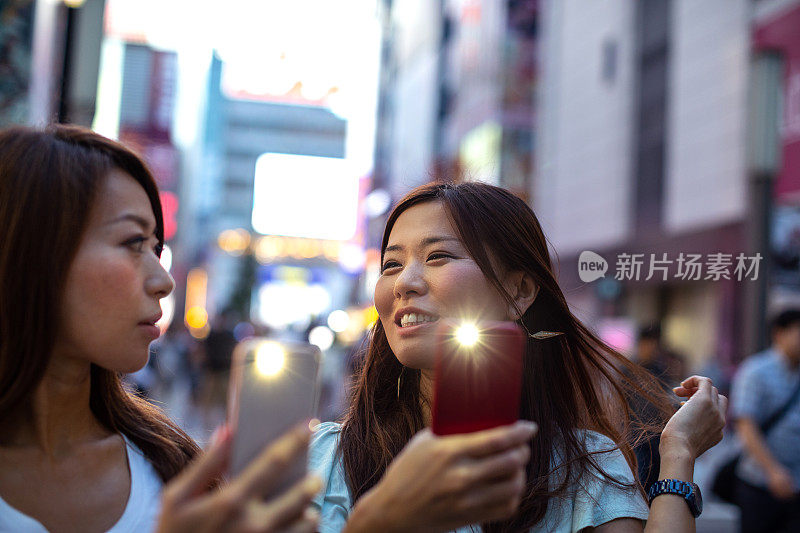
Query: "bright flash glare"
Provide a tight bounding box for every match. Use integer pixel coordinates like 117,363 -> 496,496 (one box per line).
255,342 -> 286,377
455,324 -> 480,347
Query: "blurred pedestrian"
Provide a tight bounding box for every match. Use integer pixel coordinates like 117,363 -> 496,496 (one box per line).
199,309 -> 238,428
634,323 -> 687,385
0,125 -> 320,532
630,324 -> 687,493
731,309 -> 800,533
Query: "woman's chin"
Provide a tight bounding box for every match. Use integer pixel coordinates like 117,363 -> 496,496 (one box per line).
99,351 -> 150,375
394,349 -> 435,372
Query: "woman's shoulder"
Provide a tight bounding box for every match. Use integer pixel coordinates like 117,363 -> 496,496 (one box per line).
578,430 -> 624,458
570,429 -> 639,485
310,422 -> 342,459
313,421 -> 343,439
308,422 -> 351,532
541,429 -> 648,532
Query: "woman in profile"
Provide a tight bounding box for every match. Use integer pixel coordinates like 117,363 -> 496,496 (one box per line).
0,125 -> 320,532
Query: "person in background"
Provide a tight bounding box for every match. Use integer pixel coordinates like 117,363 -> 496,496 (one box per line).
0,125 -> 320,532
732,309 -> 800,533
634,324 -> 686,385
630,324 -> 684,494
199,309 -> 238,428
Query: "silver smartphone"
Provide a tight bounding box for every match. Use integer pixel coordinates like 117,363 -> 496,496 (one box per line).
227,338 -> 322,495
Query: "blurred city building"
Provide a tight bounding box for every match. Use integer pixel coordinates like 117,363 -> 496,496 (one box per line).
535,0 -> 752,372
4,0 -> 799,459
370,0 -> 800,379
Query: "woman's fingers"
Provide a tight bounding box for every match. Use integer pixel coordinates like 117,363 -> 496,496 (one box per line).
163,425 -> 232,505
672,386 -> 695,397
464,470 -> 527,522
462,444 -> 529,485
229,421 -> 312,501
248,474 -> 322,531
453,421 -> 537,458
275,509 -> 320,533
673,375 -> 714,398
681,375 -> 711,388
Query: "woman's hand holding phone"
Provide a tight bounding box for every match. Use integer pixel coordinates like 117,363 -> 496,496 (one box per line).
155,421 -> 321,533
345,421 -> 537,533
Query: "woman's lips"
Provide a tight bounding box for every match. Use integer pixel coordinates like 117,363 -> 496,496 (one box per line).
396,319 -> 439,336
138,322 -> 160,339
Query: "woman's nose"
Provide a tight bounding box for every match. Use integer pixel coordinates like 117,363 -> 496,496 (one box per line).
147,257 -> 175,299
394,261 -> 427,299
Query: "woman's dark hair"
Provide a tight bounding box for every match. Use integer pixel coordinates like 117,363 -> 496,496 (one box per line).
770,308 -> 800,333
0,124 -> 199,481
339,182 -> 675,531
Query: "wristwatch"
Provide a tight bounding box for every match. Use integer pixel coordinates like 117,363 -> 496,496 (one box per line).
647,479 -> 703,518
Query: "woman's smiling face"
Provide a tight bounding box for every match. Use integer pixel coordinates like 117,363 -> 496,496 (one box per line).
374,201 -> 513,370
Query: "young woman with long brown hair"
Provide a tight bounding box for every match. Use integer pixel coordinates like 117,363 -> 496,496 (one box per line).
310,182 -> 727,532
0,124 -> 321,532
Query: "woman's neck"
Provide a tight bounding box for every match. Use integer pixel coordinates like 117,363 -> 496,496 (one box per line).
0,354 -> 107,456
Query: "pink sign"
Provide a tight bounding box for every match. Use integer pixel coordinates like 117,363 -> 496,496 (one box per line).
754,4 -> 800,200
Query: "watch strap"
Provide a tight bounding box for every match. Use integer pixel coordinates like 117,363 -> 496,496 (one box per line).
647,479 -> 701,518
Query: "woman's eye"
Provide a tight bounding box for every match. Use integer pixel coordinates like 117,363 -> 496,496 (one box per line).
381,260 -> 401,273
123,236 -> 146,252
427,252 -> 453,261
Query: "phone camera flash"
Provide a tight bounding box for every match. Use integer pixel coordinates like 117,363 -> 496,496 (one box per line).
255,342 -> 286,377
455,323 -> 480,347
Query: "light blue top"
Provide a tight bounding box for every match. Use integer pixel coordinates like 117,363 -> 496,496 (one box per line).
731,348 -> 800,489
309,422 -> 649,533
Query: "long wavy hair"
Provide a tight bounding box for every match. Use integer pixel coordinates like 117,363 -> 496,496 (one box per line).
340,182 -> 674,531
0,124 -> 199,482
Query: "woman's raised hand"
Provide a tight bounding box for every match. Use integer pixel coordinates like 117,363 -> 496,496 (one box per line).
347,420 -> 537,533
662,375 -> 727,459
156,421 -> 321,533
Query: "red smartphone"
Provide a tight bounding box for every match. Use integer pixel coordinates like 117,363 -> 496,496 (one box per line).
431,320 -> 525,435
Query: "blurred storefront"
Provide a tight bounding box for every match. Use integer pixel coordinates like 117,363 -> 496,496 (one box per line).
372,0 -> 795,374
532,0 -> 758,372
754,1 -> 800,313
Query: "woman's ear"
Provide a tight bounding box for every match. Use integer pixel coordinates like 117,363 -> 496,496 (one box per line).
506,271 -> 538,320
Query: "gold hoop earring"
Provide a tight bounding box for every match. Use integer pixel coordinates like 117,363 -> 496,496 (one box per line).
397,366 -> 405,400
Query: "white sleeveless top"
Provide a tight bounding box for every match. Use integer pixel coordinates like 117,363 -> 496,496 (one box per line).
0,437 -> 163,532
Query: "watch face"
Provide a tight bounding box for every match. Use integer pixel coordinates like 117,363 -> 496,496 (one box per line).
690,482 -> 703,515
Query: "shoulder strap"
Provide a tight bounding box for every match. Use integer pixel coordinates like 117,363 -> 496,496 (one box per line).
761,373 -> 800,435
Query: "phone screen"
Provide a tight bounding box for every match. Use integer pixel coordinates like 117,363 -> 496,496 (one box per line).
227,338 -> 321,492
431,321 -> 525,435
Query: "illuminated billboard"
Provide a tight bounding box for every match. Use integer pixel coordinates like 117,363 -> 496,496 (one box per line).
251,153 -> 360,241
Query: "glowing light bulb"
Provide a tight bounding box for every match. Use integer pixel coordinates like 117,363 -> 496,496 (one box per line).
255,342 -> 286,377
455,323 -> 480,347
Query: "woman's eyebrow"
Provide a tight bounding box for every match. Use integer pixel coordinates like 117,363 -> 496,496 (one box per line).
385,236 -> 460,253
107,213 -> 155,234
